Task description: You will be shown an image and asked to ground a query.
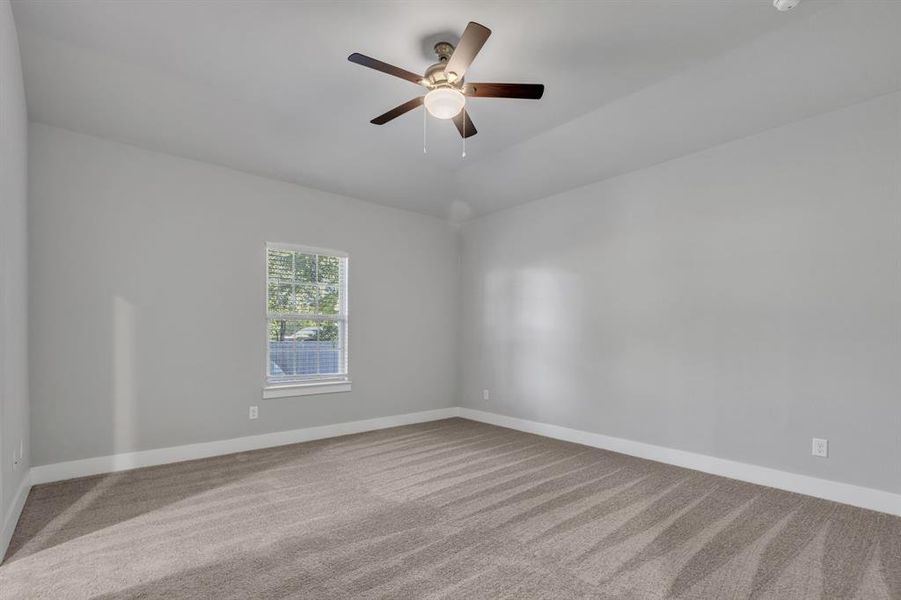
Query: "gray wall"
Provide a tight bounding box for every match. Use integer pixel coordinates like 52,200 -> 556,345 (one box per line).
28,124 -> 459,466
460,92 -> 901,494
0,0 -> 30,528
22,77 -> 901,499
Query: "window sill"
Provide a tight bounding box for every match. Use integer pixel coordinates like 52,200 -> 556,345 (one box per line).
263,381 -> 352,399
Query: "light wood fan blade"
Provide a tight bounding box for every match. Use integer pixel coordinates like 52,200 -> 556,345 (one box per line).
371,97 -> 424,125
444,22 -> 491,81
463,83 -> 544,99
452,109 -> 477,138
348,53 -> 423,85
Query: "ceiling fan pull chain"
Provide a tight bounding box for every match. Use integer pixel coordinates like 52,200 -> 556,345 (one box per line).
462,117 -> 467,158
423,107 -> 427,154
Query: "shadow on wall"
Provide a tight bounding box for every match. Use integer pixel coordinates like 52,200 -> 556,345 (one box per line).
2,295 -> 258,564
114,296 -> 136,458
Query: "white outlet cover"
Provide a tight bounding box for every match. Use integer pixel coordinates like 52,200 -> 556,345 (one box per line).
249,406 -> 259,420
482,389 -> 490,401
812,438 -> 828,457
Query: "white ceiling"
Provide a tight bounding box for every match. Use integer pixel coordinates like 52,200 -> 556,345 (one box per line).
11,1 -> 900,219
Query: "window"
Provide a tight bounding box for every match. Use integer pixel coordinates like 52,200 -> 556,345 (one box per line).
265,243 -> 349,397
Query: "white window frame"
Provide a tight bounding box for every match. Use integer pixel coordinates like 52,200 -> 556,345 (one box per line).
263,242 -> 350,399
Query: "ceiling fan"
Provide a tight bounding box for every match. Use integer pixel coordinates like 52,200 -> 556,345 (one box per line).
348,21 -> 544,139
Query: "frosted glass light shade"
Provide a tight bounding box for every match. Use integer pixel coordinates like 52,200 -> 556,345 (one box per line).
424,88 -> 465,120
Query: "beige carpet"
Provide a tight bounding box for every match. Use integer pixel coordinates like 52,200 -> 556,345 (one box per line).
2,418 -> 898,599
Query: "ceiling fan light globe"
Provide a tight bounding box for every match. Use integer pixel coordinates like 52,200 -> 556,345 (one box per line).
424,88 -> 465,120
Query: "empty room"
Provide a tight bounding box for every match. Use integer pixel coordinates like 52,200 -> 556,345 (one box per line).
1,1 -> 899,598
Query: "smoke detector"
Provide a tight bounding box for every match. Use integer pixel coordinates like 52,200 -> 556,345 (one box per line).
773,0 -> 801,11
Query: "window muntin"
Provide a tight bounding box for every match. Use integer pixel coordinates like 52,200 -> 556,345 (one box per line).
266,244 -> 348,386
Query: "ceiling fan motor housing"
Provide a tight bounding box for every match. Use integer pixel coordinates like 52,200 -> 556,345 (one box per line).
424,62 -> 456,87
424,42 -> 461,87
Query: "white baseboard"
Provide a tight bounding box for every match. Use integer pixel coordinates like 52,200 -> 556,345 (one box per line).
458,408 -> 901,517
22,405 -> 900,520
1,471 -> 31,561
30,407 -> 460,485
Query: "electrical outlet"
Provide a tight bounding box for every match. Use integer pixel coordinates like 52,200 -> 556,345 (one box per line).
249,405 -> 259,420
482,389 -> 490,401
812,438 -> 828,458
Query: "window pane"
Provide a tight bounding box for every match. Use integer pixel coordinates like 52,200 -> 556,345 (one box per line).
268,250 -> 293,281
319,284 -> 340,315
267,283 -> 294,312
295,284 -> 319,314
317,255 -> 340,284
268,319 -> 320,379
294,253 -> 316,283
317,321 -> 342,375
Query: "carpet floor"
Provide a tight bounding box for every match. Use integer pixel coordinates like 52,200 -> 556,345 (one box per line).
2,418 -> 898,599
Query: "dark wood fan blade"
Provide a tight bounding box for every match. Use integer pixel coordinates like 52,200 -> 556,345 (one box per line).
444,22 -> 491,81
463,83 -> 545,99
348,53 -> 423,85
452,109 -> 477,138
371,97 -> 424,125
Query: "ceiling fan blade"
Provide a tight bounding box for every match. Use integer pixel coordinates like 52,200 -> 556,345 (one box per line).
452,109 -> 477,138
370,97 -> 424,125
444,22 -> 491,81
348,53 -> 423,85
463,83 -> 545,99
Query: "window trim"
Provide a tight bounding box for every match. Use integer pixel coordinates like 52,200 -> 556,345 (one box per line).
263,242 -> 350,398
263,380 -> 352,399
